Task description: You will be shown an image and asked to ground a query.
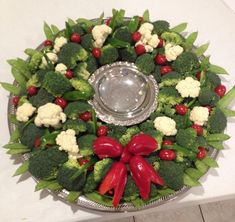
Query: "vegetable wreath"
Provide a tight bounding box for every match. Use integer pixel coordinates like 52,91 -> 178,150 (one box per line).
2,9 -> 235,208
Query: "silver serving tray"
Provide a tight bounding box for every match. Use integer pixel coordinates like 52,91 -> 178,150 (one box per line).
6,17 -> 220,212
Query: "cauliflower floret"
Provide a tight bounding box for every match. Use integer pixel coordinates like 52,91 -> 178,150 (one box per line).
145,45 -> 154,52
176,77 -> 201,98
41,52 -> 58,66
53,36 -> 68,53
154,116 -> 177,136
92,24 -> 112,48
138,23 -> 154,33
190,106 -> 209,126
56,129 -> 80,160
16,102 -> 36,122
55,63 -> 67,74
148,34 -> 160,48
137,23 -> 160,51
34,103 -> 66,128
165,43 -> 184,61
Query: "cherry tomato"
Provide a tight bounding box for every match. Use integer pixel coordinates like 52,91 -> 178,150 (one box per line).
205,105 -> 212,114
155,54 -> 167,65
79,111 -> 92,122
197,146 -> 207,159
162,140 -> 173,146
106,17 -> 112,26
159,149 -> 176,161
175,104 -> 188,115
160,66 -> 172,75
215,84 -> 226,97
65,70 -> 73,79
196,72 -> 201,81
191,124 -> 203,136
43,40 -> 53,47
34,138 -> 41,148
138,16 -> 143,24
79,159 -> 93,171
132,32 -> 141,42
12,96 -> 20,106
135,44 -> 146,55
70,33 -> 81,43
97,125 -> 108,137
55,97 -> 68,109
92,48 -> 101,58
27,86 -> 38,96
157,38 -> 164,48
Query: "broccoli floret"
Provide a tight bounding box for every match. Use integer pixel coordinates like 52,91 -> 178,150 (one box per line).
42,71 -> 73,97
26,74 -> 41,88
145,130 -> 163,149
152,65 -> 162,83
99,45 -> 119,65
77,134 -> 97,156
20,123 -> 45,149
173,113 -> 192,130
175,151 -> 185,162
107,124 -> 127,140
198,87 -> 220,107
159,71 -> 182,87
29,88 -> 54,107
161,105 -> 176,117
152,20 -> 170,35
94,158 -> 114,183
62,119 -> 87,135
197,136 -> 208,148
207,108 -> 227,133
159,161 -> 184,191
135,54 -> 155,75
57,159 -> 86,191
72,24 -> 85,36
58,43 -> 88,68
25,48 -> 44,72
113,26 -> 132,43
172,52 -> 200,76
175,128 -> 198,151
161,31 -> 184,45
204,71 -> 221,89
81,34 -> 93,51
139,120 -> 154,132
158,87 -> 183,106
119,47 -> 137,62
36,69 -> 48,83
28,147 -> 68,180
70,78 -> 94,98
145,152 -> 160,164
64,101 -> 92,119
123,175 -> 139,201
119,126 -> 140,146
83,172 -> 98,193
86,56 -> 98,74
73,62 -> 91,80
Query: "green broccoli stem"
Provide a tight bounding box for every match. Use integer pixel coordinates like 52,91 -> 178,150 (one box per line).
70,157 -> 97,181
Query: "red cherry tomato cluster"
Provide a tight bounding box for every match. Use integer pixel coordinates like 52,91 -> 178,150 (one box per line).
197,147 -> 207,159
27,86 -> 38,96
55,97 -> 67,109
155,54 -> 167,65
160,66 -> 172,75
135,44 -> 146,55
215,84 -> 226,97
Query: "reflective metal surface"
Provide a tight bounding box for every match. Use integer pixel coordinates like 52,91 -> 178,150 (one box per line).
89,62 -> 158,126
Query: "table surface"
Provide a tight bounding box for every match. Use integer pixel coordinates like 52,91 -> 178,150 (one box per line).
1,0 -> 235,221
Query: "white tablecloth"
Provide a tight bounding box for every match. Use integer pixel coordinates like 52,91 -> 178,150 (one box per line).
1,0 -> 235,221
